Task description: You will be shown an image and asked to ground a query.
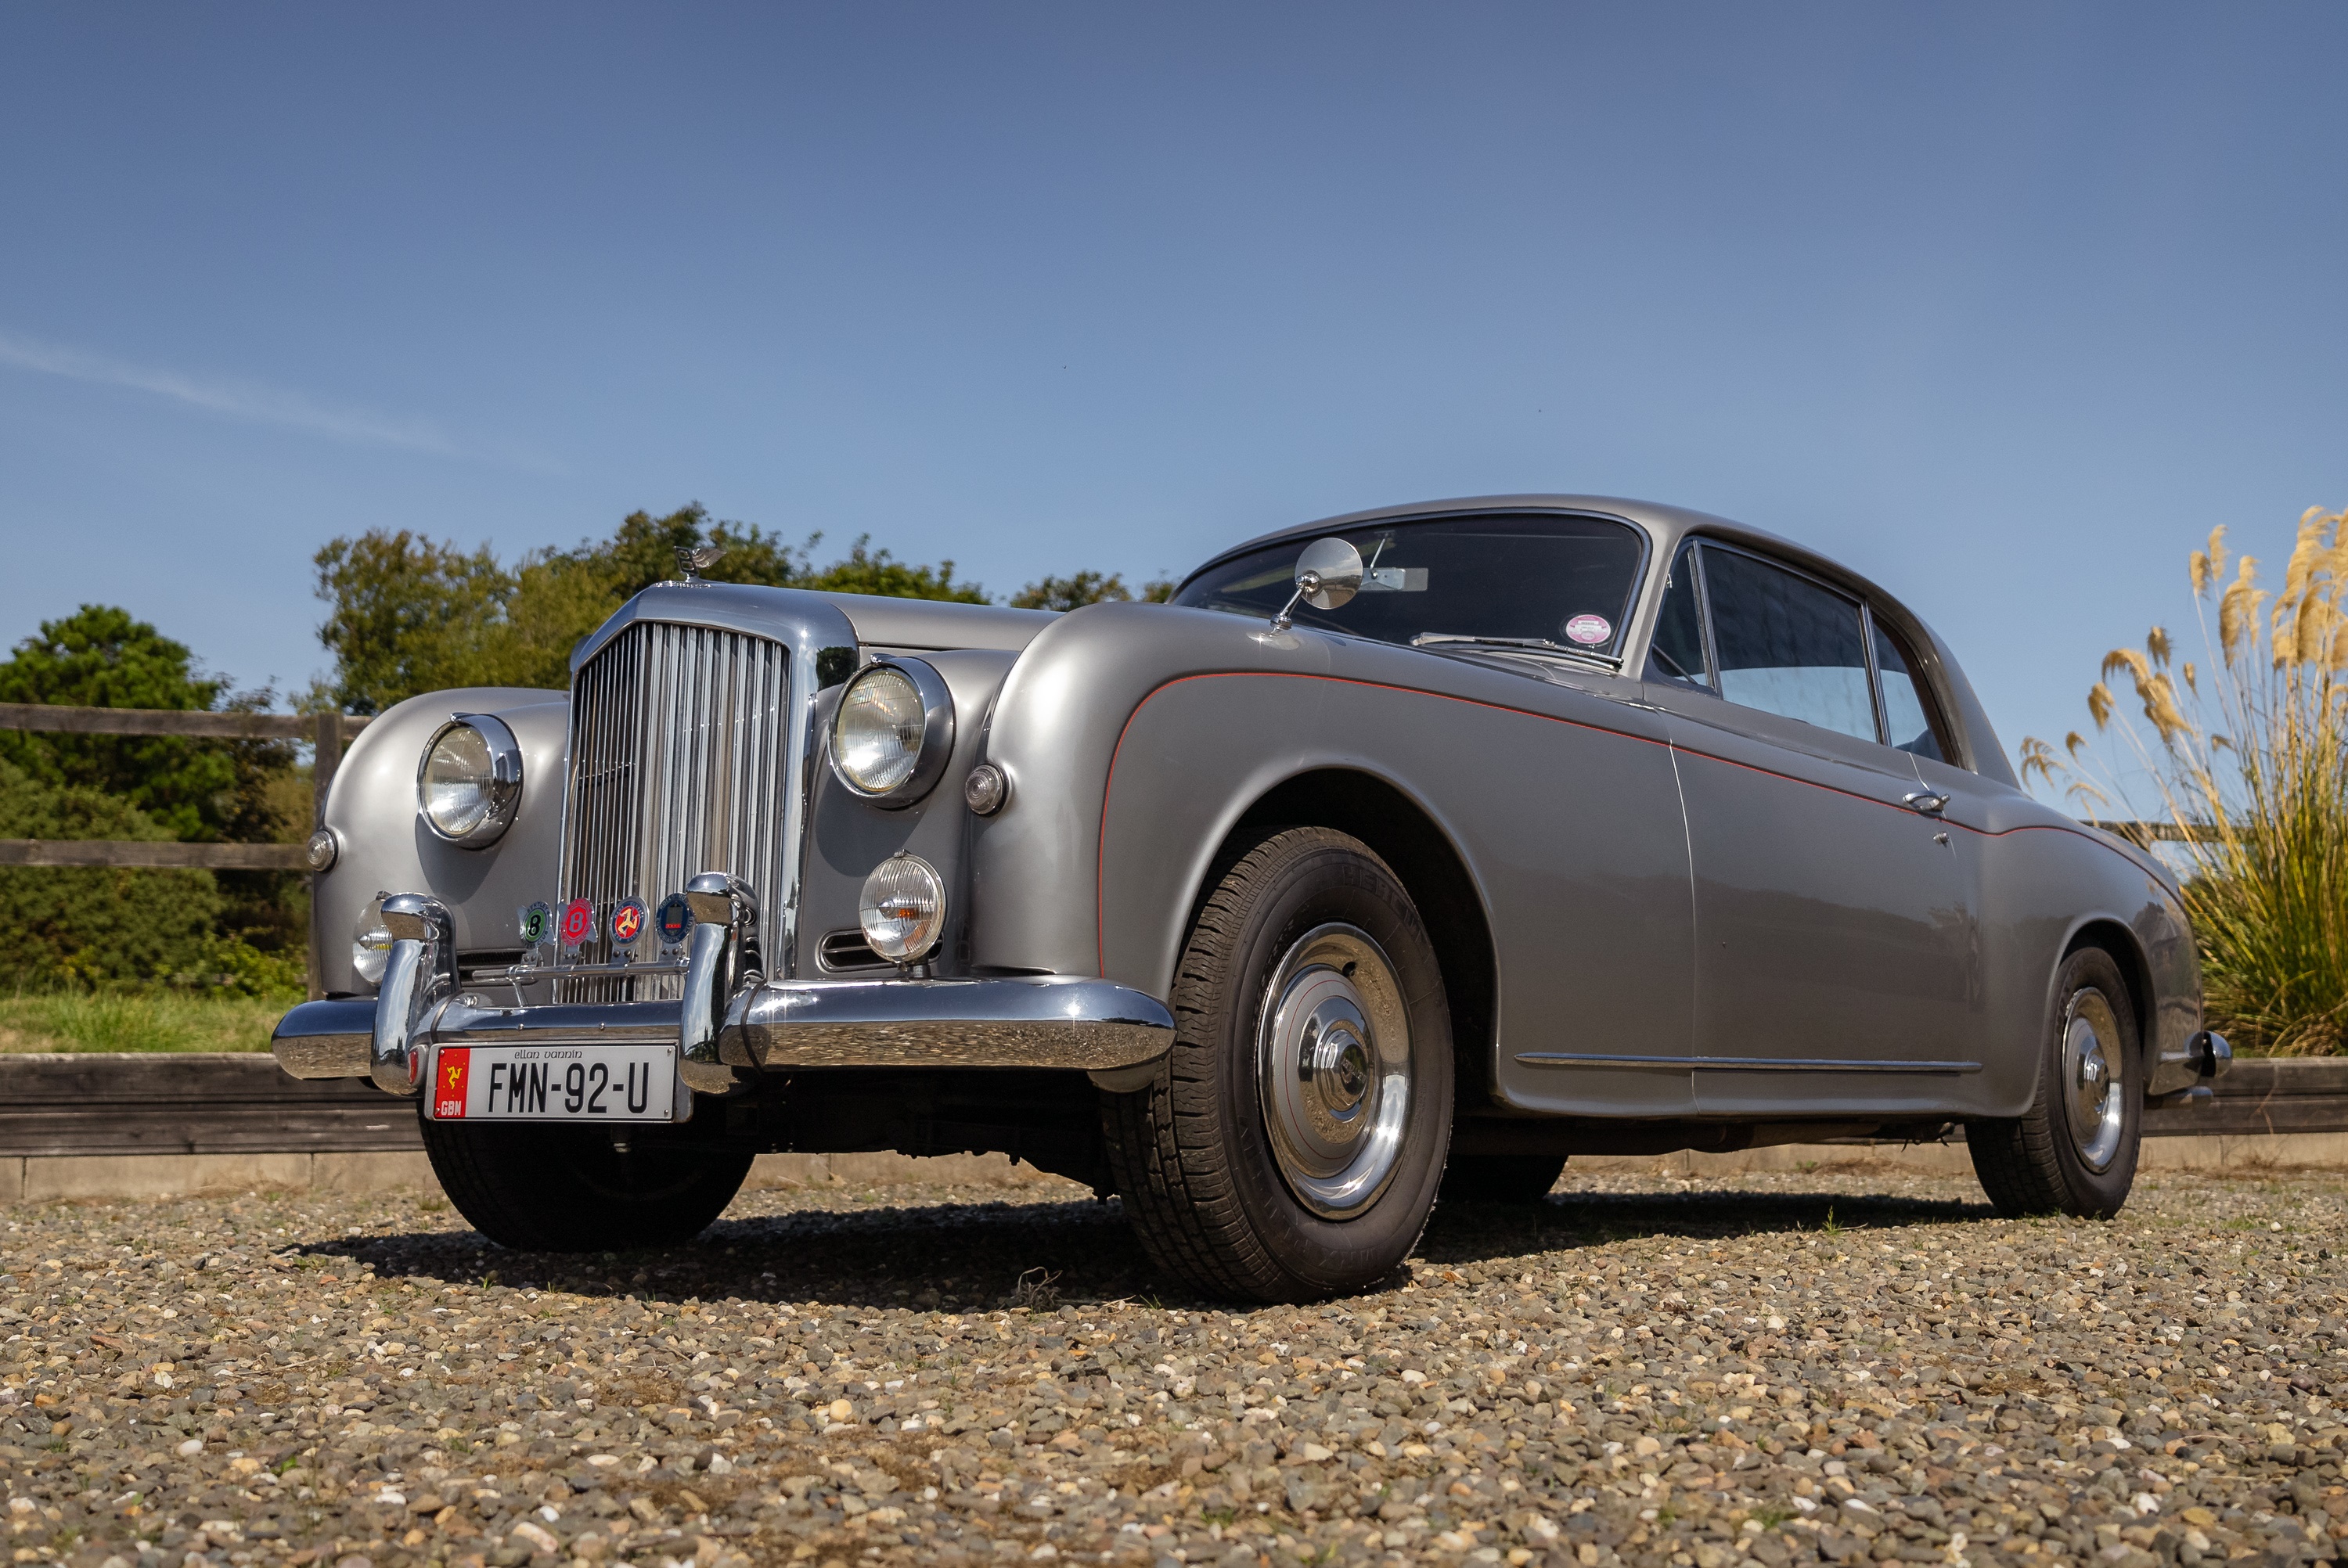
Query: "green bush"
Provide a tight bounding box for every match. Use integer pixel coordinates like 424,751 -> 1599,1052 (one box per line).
0,757 -> 222,987
204,937 -> 308,1000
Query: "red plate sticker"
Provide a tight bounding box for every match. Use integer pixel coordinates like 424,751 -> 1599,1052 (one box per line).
434,1047 -> 471,1120
1565,613 -> 1612,646
558,897 -> 597,948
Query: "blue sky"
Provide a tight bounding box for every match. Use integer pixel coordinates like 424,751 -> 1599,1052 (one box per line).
2,4 -> 2343,799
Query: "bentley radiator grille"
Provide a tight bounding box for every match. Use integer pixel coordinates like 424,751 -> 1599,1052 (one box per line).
558,619 -> 791,1001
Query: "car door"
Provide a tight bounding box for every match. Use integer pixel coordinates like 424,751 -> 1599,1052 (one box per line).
1640,540 -> 1978,1114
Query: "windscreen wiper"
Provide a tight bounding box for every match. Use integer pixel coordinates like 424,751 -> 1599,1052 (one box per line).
1409,633 -> 1621,669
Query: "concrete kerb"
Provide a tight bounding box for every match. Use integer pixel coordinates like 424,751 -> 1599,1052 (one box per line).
6,1132 -> 2348,1203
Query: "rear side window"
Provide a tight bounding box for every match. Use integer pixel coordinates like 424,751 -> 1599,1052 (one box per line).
1872,620 -> 1948,763
1700,547 -> 1878,743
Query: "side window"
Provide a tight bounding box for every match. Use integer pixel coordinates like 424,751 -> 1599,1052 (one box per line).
1702,548 -> 1877,743
1645,545 -> 1712,689
1871,618 -> 1949,763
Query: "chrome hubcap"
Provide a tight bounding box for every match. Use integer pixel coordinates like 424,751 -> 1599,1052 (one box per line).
1257,923 -> 1413,1219
2062,987 -> 2126,1172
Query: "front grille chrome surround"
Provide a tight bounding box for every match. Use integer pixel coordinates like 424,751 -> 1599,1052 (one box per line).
557,620 -> 792,1002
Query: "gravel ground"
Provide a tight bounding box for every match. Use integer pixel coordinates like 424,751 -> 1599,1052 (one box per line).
5,1162 -> 2348,1568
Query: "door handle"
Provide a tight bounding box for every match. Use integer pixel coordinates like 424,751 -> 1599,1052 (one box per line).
1904,791 -> 1949,815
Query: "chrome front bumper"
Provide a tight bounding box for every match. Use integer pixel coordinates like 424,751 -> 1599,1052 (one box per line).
272,975 -> 1175,1090
275,876 -> 1175,1103
722,975 -> 1176,1070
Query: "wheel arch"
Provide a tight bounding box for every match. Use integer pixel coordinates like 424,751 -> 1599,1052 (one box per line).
1206,767 -> 1500,1112
2060,916 -> 2155,1060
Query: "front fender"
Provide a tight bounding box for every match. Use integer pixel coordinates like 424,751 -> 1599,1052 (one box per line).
970,603 -> 1339,982
312,687 -> 567,993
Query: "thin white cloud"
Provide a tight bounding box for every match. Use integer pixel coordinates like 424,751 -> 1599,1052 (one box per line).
0,327 -> 553,469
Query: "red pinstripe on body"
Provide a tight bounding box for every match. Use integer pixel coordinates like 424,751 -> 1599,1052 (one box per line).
1090,671 -> 2125,977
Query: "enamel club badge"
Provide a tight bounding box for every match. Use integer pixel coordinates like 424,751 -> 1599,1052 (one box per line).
610,897 -> 649,953
558,897 -> 597,951
654,892 -> 693,952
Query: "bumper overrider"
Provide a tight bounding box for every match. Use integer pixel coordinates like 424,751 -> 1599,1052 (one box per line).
272,874 -> 1175,1117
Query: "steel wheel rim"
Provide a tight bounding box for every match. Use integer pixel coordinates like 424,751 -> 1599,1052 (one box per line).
2062,987 -> 2126,1173
1256,922 -> 1413,1219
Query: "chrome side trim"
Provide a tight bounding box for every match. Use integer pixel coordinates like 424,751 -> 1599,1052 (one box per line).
730,976 -> 1176,1070
1514,1052 -> 1983,1074
272,998 -> 377,1079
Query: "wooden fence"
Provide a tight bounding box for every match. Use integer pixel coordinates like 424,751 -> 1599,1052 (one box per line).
0,703 -> 372,865
0,703 -> 372,993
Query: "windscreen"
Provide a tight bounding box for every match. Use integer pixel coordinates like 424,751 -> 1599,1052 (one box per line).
1172,513 -> 1647,657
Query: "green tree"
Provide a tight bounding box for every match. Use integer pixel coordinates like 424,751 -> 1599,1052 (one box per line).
0,606 -> 291,843
800,536 -> 987,602
312,506 -> 990,710
1010,570 -> 1176,610
462,504 -> 819,689
576,503 -> 809,599
312,531 -> 513,714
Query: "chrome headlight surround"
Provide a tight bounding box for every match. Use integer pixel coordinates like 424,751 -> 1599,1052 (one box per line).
416,712 -> 524,848
827,657 -> 956,807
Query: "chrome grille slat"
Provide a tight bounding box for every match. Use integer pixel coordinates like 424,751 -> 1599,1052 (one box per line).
558,620 -> 791,1003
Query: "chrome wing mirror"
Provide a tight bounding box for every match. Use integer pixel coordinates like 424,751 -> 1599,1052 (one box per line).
1267,537 -> 1364,632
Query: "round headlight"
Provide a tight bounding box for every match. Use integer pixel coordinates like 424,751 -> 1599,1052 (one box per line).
416,714 -> 523,847
351,894 -> 391,987
829,660 -> 955,804
859,853 -> 947,963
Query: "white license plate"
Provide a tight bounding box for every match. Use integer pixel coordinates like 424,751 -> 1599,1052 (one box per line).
427,1044 -> 676,1122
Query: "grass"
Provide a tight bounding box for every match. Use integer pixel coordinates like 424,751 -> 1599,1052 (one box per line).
2023,505 -> 2348,1055
0,991 -> 285,1053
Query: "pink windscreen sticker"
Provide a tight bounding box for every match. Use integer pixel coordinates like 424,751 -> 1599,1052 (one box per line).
1565,613 -> 1612,646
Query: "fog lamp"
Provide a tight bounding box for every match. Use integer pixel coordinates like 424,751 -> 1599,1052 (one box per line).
351,894 -> 392,987
859,854 -> 947,963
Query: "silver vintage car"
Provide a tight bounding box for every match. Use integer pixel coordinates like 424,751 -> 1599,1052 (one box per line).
273,495 -> 2230,1300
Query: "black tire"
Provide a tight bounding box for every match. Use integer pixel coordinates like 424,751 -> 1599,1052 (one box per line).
1103,826 -> 1454,1302
1968,948 -> 2142,1219
420,1110 -> 754,1251
1440,1153 -> 1567,1205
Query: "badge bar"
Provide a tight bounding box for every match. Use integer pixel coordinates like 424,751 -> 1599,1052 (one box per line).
516,894 -> 694,966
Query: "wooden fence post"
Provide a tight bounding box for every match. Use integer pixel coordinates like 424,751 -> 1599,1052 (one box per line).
309,712 -> 345,1002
